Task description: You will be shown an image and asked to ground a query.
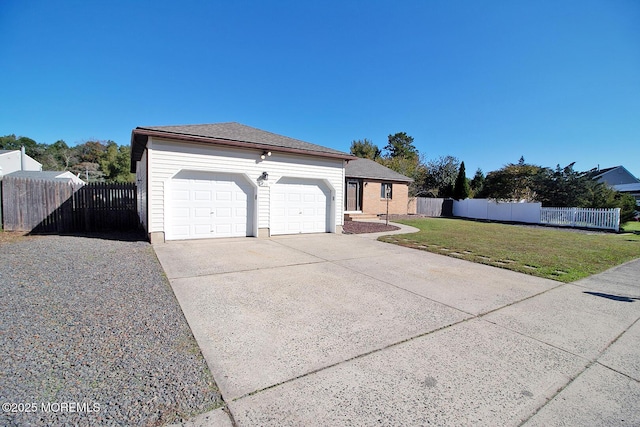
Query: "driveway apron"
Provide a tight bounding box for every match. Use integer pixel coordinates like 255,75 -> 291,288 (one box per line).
154,233 -> 640,426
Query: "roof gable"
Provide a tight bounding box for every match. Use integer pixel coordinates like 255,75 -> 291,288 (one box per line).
592,165 -> 639,185
131,122 -> 354,171
345,158 -> 413,183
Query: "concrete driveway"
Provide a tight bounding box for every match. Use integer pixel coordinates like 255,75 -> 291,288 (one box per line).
155,226 -> 640,426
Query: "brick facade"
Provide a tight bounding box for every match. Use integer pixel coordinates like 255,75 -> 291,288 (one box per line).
361,180 -> 413,215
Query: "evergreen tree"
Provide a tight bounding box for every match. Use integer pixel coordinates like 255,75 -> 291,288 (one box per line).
453,161 -> 470,200
470,168 -> 485,197
350,139 -> 380,160
384,132 -> 418,159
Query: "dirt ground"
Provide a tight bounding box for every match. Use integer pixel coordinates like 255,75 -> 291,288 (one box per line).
0,231 -> 30,245
343,221 -> 400,234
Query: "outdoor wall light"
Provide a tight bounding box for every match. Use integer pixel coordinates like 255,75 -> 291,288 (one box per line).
260,151 -> 272,160
259,171 -> 269,181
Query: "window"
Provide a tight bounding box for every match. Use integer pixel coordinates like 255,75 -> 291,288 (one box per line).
381,183 -> 392,199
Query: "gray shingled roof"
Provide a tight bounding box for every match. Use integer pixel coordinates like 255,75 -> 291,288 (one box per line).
0,149 -> 16,154
137,122 -> 351,157
345,158 -> 413,182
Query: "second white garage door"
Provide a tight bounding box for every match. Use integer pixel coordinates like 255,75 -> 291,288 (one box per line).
167,171 -> 254,240
271,178 -> 330,235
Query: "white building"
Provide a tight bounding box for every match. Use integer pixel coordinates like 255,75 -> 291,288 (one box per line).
131,122 -> 355,243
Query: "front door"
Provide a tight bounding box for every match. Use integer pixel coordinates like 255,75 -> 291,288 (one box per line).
345,180 -> 361,211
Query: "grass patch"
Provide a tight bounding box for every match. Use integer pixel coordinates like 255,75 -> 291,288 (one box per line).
622,221 -> 640,233
380,218 -> 640,282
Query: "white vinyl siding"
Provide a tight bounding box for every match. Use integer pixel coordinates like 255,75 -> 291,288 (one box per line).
145,137 -> 344,236
136,150 -> 148,232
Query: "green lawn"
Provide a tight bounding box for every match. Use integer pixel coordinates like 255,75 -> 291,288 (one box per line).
622,221 -> 640,233
380,218 -> 640,283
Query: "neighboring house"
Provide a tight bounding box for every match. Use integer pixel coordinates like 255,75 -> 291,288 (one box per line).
344,158 -> 414,217
590,165 -> 639,186
614,183 -> 640,207
591,165 -> 640,207
130,122 -> 355,242
0,148 -> 42,176
5,170 -> 86,185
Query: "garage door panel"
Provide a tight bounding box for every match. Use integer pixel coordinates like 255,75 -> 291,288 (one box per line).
167,172 -> 253,240
271,179 -> 329,235
216,191 -> 232,201
173,190 -> 190,201
194,224 -> 212,236
194,191 -> 211,201
194,208 -> 211,218
172,207 -> 189,218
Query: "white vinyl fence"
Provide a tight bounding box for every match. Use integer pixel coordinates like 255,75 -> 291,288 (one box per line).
539,207 -> 620,231
453,199 -> 542,223
452,199 -> 620,231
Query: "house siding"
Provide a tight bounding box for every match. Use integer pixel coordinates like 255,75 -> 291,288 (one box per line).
596,167 -> 640,186
146,137 -> 344,236
136,150 -> 148,232
362,180 -> 410,215
0,151 -> 42,175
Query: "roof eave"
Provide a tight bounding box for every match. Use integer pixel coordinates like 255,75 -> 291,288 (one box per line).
345,174 -> 413,183
130,128 -> 355,172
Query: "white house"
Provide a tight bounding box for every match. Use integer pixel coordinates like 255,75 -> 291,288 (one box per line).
0,148 -> 42,176
130,122 -> 355,243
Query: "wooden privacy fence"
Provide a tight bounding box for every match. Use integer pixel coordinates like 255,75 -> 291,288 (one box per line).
415,198 -> 453,217
1,177 -> 138,233
540,207 -> 620,231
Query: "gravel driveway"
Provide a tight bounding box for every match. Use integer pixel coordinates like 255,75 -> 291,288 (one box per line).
0,233 -> 222,426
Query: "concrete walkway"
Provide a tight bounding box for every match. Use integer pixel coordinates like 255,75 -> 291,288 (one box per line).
155,227 -> 640,426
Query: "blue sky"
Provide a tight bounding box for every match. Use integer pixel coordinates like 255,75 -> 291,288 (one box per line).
1,0 -> 639,178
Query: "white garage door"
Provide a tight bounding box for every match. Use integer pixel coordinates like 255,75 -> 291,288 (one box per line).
271,178 -> 329,235
167,171 -> 253,240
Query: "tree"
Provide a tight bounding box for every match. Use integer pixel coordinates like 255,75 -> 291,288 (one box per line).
0,134 -> 42,158
41,139 -> 78,170
470,168 -> 485,197
379,154 -> 427,197
77,140 -> 107,163
100,142 -> 134,183
453,161 -> 470,200
71,161 -> 104,182
583,181 -> 637,223
423,155 -> 460,197
479,160 -> 543,201
350,139 -> 380,160
384,132 -> 418,159
533,163 -> 591,207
